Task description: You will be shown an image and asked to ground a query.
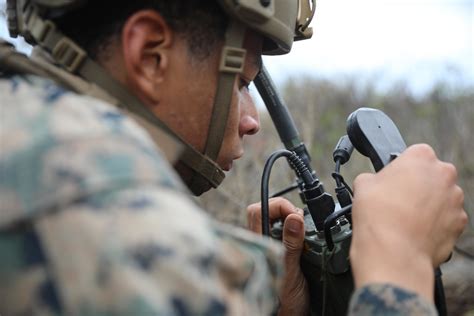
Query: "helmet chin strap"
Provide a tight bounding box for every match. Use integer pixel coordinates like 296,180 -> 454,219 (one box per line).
181,21 -> 247,195
16,2 -> 246,195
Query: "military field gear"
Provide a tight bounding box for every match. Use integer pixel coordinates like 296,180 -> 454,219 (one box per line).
6,0 -> 316,195
0,74 -> 438,315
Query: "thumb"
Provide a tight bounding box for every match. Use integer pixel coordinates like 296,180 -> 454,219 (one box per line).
280,212 -> 310,314
282,213 -> 305,261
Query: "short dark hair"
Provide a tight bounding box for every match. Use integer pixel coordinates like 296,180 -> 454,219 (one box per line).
53,0 -> 228,60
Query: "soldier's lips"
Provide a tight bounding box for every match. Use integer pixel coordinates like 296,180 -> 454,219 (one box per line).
222,151 -> 243,171
223,162 -> 233,172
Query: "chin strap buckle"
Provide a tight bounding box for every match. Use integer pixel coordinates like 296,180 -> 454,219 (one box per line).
52,37 -> 86,73
21,2 -> 86,73
219,46 -> 246,74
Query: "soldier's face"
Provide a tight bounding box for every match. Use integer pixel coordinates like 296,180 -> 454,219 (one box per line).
155,31 -> 262,173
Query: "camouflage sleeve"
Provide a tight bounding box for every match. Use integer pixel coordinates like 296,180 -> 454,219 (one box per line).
348,284 -> 438,315
0,186 -> 282,316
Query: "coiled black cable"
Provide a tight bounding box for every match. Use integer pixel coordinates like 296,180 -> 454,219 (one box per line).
261,150 -> 314,236
261,150 -> 294,236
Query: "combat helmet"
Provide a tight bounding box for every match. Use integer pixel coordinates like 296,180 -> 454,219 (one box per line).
6,0 -> 316,195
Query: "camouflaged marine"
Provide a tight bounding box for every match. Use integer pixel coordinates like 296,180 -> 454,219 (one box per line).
0,71 -> 286,315
0,0 -> 440,315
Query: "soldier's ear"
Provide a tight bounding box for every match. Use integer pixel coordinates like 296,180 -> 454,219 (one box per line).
121,10 -> 173,104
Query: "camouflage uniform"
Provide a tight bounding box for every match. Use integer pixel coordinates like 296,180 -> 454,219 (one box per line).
0,75 -> 284,315
349,284 -> 437,316
0,75 -> 437,315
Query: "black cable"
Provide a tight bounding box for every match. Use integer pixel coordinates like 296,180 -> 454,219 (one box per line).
332,159 -> 354,197
434,268 -> 447,316
341,178 -> 354,197
261,150 -> 316,236
261,150 -> 294,236
323,204 -> 352,250
334,160 -> 342,187
270,182 -> 300,198
332,136 -> 355,198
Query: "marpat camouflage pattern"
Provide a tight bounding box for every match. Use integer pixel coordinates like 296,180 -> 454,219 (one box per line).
0,75 -> 283,315
348,284 -> 437,315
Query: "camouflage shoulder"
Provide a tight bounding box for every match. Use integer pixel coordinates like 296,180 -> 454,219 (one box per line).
0,185 -> 283,315
348,283 -> 438,316
0,75 -> 186,227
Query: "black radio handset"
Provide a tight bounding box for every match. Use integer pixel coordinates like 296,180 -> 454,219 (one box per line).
347,107 -> 407,170
346,107 -> 447,316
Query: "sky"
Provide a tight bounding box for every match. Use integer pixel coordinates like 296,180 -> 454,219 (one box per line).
264,0 -> 474,95
1,0 -> 473,95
